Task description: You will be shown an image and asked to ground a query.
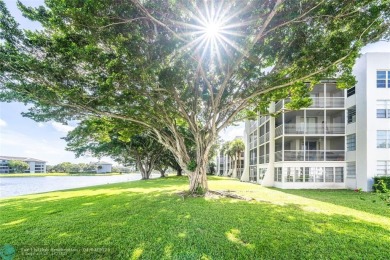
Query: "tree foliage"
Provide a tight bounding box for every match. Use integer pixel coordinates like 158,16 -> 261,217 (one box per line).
64,118 -> 169,179
1,0 -> 389,192
8,160 -> 29,173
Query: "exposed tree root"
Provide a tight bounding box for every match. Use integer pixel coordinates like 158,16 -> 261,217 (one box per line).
176,190 -> 254,201
207,190 -> 254,201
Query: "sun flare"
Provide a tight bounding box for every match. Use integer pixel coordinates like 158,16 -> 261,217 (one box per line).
174,1 -> 248,68
204,22 -> 221,39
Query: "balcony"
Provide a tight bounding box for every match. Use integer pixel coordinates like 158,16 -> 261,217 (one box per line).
275,150 -> 344,161
285,97 -> 344,109
275,100 -> 283,112
277,123 -> 344,135
259,116 -> 269,125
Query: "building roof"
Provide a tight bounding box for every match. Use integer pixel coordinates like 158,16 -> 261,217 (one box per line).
0,156 -> 46,163
94,161 -> 113,166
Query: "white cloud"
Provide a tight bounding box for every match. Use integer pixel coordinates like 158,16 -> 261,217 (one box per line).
37,122 -> 45,128
51,122 -> 75,133
0,128 -> 114,165
0,118 -> 7,127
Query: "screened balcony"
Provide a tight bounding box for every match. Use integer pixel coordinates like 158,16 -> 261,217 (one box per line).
275,136 -> 345,162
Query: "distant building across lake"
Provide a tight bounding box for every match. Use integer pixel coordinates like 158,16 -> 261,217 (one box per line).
0,156 -> 46,173
93,161 -> 112,173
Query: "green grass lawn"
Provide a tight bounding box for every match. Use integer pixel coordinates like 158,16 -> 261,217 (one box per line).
1,176 -> 389,259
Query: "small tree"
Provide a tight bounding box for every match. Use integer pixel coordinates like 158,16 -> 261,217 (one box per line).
8,160 -> 29,173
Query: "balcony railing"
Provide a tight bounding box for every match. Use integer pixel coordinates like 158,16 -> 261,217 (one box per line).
284,150 -> 305,161
249,121 -> 257,132
284,97 -> 344,109
325,151 -> 344,161
275,100 -> 283,111
326,123 -> 345,134
275,151 -> 282,162
259,155 -> 265,164
325,97 -> 344,108
275,125 -> 283,137
276,150 -> 344,161
259,116 -> 269,125
282,123 -> 344,135
259,135 -> 265,144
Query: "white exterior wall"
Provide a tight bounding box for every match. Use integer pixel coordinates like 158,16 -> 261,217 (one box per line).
27,161 -> 36,173
97,164 -> 112,173
353,52 -> 390,191
241,121 -> 251,181
273,161 -> 345,189
242,51 -> 390,190
244,82 -> 346,189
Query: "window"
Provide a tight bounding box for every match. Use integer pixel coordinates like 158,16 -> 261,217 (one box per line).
347,134 -> 356,151
377,71 -> 390,88
258,168 -> 266,180
377,100 -> 390,118
279,167 -> 343,183
274,167 -> 282,182
325,167 -> 334,182
347,87 -> 355,97
285,167 -> 294,182
249,149 -> 257,165
335,167 -> 344,182
293,167 -> 304,182
377,130 -> 390,148
377,161 -> 390,176
304,167 -> 314,182
347,106 -> 356,123
347,162 -> 356,178
249,166 -> 257,182
315,168 -> 324,182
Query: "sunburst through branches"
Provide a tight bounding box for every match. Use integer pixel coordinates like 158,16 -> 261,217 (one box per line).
174,0 -> 252,69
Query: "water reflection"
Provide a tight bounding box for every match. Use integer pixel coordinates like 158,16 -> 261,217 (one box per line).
0,174 -> 158,198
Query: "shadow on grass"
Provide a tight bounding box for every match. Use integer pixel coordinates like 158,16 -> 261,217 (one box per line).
1,177 -> 390,259
0,176 -> 189,206
274,188 -> 390,218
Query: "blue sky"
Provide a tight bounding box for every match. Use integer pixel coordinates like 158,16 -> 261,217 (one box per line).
0,0 -> 116,165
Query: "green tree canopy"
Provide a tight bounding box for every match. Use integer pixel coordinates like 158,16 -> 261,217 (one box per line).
8,160 -> 29,173
1,0 -> 389,192
64,117 -> 173,179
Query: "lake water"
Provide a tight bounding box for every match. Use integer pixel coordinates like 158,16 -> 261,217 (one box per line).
0,174 -> 157,198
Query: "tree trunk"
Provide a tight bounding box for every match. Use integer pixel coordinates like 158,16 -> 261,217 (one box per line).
176,167 -> 182,176
159,167 -> 168,178
137,160 -> 152,180
188,154 -> 209,194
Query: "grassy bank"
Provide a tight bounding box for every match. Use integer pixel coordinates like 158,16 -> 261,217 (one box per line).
1,176 -> 389,259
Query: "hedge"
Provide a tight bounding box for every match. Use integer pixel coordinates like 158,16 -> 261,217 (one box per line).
373,176 -> 390,193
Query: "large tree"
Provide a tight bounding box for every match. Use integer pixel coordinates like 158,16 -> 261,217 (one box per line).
1,0 -> 389,193
8,160 -> 29,173
65,118 -> 169,180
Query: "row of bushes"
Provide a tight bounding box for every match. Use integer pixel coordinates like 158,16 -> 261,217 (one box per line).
373,176 -> 390,193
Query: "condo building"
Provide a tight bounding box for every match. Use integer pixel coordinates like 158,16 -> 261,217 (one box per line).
241,51 -> 390,191
0,156 -> 47,173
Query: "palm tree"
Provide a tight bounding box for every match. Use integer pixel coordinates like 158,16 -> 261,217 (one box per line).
229,139 -> 245,179
220,141 -> 231,176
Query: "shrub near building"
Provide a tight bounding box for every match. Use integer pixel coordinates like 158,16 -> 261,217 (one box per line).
373,176 -> 390,193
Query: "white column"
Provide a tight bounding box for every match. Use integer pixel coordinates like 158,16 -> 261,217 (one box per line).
262,102 -> 276,187
241,120 -> 251,182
